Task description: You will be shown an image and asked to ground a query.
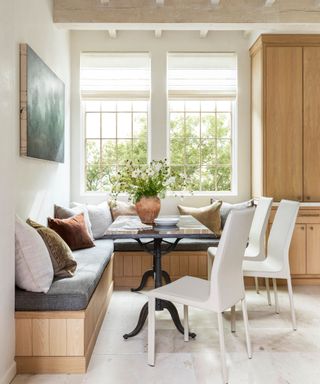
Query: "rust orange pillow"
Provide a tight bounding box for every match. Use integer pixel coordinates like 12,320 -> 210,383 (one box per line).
48,213 -> 95,251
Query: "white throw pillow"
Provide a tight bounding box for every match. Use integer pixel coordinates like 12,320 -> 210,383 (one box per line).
15,216 -> 53,293
71,202 -> 112,239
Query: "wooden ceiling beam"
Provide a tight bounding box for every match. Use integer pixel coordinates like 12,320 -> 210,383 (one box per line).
54,0 -> 320,24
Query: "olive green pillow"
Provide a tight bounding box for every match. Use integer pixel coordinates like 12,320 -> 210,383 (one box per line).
177,201 -> 222,236
27,219 -> 77,278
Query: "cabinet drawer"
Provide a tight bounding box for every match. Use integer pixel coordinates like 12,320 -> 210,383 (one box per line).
307,224 -> 320,274
289,225 -> 306,275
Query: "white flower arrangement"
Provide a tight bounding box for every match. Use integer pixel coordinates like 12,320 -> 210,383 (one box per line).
110,159 -> 190,203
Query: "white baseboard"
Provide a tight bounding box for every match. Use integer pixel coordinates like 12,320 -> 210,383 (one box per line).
0,362 -> 16,384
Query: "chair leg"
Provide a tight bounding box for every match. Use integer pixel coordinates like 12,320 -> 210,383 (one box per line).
255,277 -> 260,294
217,312 -> 228,384
207,252 -> 213,280
272,278 -> 280,314
148,297 -> 156,366
184,305 -> 189,342
265,278 -> 271,306
231,305 -> 236,333
287,277 -> 297,331
241,298 -> 252,359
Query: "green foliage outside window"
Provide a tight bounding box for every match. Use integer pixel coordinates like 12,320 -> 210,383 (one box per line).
169,102 -> 232,192
85,101 -> 232,192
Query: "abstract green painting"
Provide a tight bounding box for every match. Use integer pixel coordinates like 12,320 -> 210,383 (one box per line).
20,44 -> 65,163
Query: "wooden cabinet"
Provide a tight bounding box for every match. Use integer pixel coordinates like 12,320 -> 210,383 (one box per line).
265,46 -> 303,201
250,35 -> 320,202
303,47 -> 320,201
270,207 -> 320,282
289,224 -> 306,275
306,224 -> 320,274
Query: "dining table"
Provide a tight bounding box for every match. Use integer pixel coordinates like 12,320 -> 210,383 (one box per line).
103,215 -> 216,339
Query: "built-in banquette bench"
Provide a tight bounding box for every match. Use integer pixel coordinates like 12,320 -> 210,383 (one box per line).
15,239 -> 114,374
15,200 -> 252,374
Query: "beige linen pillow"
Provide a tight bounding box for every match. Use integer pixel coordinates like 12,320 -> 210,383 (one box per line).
109,200 -> 137,221
27,219 -> 77,278
15,216 -> 53,293
177,201 -> 222,236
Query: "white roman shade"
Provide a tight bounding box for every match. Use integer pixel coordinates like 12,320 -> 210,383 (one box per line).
80,52 -> 151,100
167,52 -> 237,99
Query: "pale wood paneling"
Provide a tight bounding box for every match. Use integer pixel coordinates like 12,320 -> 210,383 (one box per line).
170,254 -> 180,276
32,319 -> 49,356
307,224 -> 320,274
265,46 -> 303,201
123,254 -> 133,276
49,319 -> 67,356
251,48 -> 264,199
113,251 -> 208,288
53,3 -> 320,24
16,356 -> 86,374
289,225 -> 307,275
16,256 -> 114,374
67,319 -> 84,356
114,253 -> 123,277
16,319 -> 32,356
303,47 -> 320,201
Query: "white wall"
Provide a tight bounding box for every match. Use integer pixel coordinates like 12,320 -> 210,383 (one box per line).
0,1 -> 70,382
0,1 -> 16,382
70,30 -> 251,213
15,0 -> 71,224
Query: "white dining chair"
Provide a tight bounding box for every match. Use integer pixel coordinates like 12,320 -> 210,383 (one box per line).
146,207 -> 255,384
208,197 -> 273,303
243,199 -> 299,330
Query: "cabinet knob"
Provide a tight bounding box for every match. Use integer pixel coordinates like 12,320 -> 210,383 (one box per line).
301,226 -> 304,230
306,196 -> 311,200
310,226 -> 314,230
297,196 -> 302,201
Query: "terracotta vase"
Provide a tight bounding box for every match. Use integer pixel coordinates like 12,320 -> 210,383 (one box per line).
135,196 -> 161,224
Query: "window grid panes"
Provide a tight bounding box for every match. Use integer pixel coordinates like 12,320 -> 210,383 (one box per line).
84,101 -> 148,192
169,100 -> 233,192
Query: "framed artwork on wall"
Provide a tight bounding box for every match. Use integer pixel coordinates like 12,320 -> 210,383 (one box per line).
20,44 -> 65,163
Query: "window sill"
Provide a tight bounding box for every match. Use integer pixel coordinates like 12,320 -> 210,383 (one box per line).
80,191 -> 238,198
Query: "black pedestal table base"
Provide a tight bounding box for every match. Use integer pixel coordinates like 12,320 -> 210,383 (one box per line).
123,237 -> 196,339
130,270 -> 171,292
123,300 -> 196,339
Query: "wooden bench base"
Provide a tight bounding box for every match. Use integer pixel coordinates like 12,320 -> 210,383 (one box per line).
15,255 -> 114,374
113,250 -> 208,289
114,251 -> 320,288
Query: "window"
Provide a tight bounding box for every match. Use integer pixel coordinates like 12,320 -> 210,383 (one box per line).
81,53 -> 150,192
168,53 -> 237,192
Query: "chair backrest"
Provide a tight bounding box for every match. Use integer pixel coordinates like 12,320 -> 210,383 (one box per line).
209,207 -> 255,312
267,199 -> 299,272
245,197 -> 273,260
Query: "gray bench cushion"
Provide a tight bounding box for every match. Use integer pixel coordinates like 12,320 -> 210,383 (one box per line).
114,238 -> 220,252
15,239 -> 114,311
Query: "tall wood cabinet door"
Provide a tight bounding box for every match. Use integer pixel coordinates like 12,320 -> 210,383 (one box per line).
304,47 -> 320,201
265,47 -> 303,201
306,224 -> 320,274
289,224 -> 306,275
